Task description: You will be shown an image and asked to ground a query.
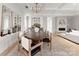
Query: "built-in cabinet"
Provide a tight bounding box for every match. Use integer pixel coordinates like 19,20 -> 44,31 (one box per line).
0,5 -> 21,36
0,4 -> 21,55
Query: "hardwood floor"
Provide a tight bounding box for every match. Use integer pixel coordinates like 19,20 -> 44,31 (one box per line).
3,34 -> 79,56
35,34 -> 79,56
54,35 -> 79,55
0,40 -> 19,56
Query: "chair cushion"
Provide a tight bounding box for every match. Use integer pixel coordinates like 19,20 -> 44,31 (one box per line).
43,38 -> 50,42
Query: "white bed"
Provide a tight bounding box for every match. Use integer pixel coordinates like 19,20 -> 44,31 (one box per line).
57,30 -> 79,44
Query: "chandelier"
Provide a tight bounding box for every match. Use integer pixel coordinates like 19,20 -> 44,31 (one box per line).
32,3 -> 41,13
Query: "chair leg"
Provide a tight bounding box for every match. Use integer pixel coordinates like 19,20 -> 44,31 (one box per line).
28,40 -> 32,56
48,42 -> 51,50
50,42 -> 52,51
40,43 -> 43,56
20,48 -> 28,56
18,42 -> 20,56
28,50 -> 31,56
48,41 -> 52,51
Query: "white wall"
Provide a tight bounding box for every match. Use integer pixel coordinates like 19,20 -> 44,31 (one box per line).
67,16 -> 79,30
72,16 -> 79,30
2,3 -> 23,15
0,3 -> 22,55
47,17 -> 51,32
21,14 -> 32,31
22,14 -> 79,33
21,11 -> 79,34
22,14 -> 57,33
67,16 -> 74,30
0,3 -> 24,32
42,16 -> 47,30
52,17 -> 56,32
0,4 -> 2,34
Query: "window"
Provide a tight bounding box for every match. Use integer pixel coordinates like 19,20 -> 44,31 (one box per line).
2,5 -> 10,35
47,17 -> 52,32
3,15 -> 9,30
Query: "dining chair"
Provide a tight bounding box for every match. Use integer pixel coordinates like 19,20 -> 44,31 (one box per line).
21,36 -> 43,56
44,31 -> 52,51
48,32 -> 52,51
18,31 -> 24,55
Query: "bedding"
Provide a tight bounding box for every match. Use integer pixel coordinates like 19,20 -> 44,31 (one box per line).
57,31 -> 79,44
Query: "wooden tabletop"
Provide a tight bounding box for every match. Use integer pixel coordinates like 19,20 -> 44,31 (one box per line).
24,28 -> 45,42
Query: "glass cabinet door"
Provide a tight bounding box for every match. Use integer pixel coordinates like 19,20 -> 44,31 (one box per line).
12,13 -> 17,33
17,16 -> 21,31
1,5 -> 11,36
12,13 -> 21,33
0,5 -> 21,36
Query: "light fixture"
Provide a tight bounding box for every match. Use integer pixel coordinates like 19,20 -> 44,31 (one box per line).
32,3 -> 41,13
25,5 -> 28,8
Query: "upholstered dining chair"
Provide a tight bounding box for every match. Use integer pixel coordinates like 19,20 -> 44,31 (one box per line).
44,31 -> 52,51
21,36 -> 43,56
48,32 -> 52,51
18,31 -> 24,54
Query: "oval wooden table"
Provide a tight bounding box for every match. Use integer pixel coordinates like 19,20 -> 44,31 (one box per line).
24,28 -> 45,56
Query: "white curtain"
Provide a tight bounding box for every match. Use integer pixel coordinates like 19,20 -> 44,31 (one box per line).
3,15 -> 9,30
40,17 -> 43,28
28,16 -> 31,28
24,16 -> 32,31
47,17 -> 52,32
24,16 -> 28,31
2,14 -> 9,34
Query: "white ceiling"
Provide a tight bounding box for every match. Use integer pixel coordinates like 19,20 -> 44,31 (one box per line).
4,3 -> 79,16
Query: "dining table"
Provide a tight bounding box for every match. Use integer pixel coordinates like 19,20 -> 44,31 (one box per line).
24,28 -> 45,44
